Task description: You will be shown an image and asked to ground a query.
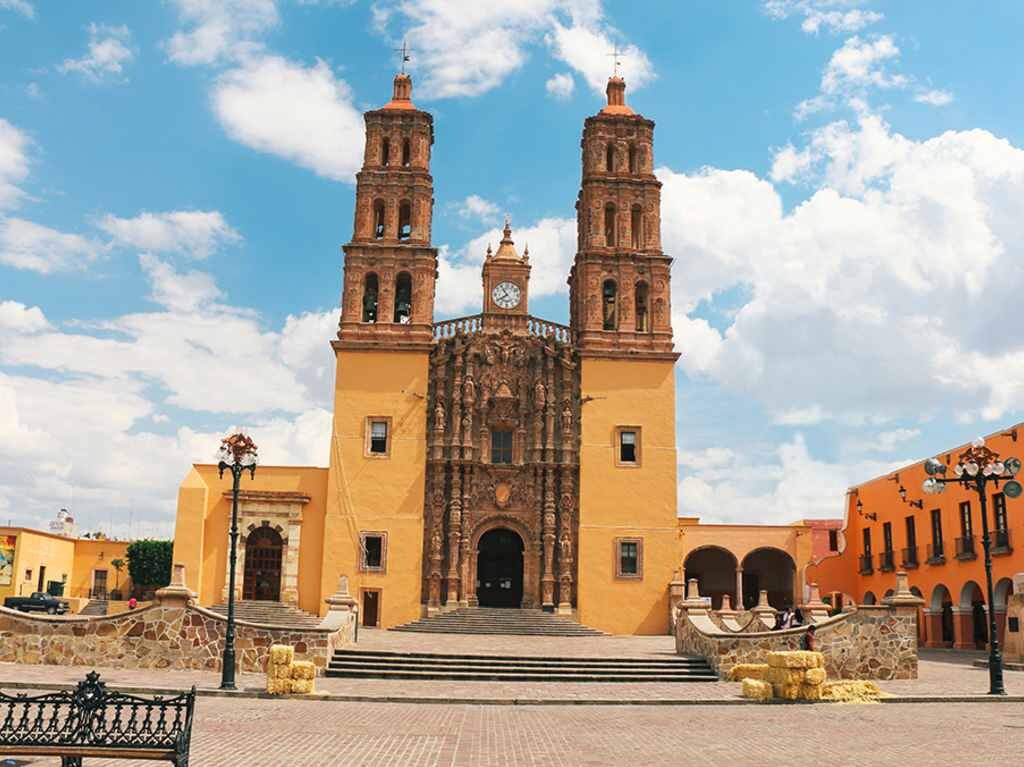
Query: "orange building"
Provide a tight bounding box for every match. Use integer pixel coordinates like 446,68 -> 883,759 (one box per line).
810,422 -> 1024,650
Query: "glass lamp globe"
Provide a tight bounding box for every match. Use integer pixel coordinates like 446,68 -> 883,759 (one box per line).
972,437 -> 986,448
983,464 -> 996,476
994,461 -> 1006,476
241,452 -> 257,468
1005,457 -> 1022,477
954,464 -> 964,477
965,461 -> 980,477
924,458 -> 943,476
216,446 -> 232,464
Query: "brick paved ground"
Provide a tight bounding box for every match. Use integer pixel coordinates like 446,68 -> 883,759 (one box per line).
4,698 -> 1024,766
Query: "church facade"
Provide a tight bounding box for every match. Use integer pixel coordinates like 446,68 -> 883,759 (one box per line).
172,73 -> 815,635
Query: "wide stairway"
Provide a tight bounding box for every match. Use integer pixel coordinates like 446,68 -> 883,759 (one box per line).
390,607 -> 604,636
207,600 -> 322,628
78,600 -> 108,617
326,648 -> 716,682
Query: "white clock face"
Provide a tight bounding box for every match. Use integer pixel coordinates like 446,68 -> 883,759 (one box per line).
491,281 -> 521,309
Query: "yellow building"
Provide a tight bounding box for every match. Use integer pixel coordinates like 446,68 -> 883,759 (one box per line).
0,526 -> 131,604
171,73 -> 819,634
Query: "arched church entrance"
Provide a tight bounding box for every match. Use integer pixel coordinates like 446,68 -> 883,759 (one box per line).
476,528 -> 524,608
684,546 -> 737,610
243,527 -> 283,601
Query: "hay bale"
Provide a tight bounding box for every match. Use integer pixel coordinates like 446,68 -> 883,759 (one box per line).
291,660 -> 316,680
270,644 -> 295,667
766,651 -> 824,669
272,663 -> 293,680
821,680 -> 884,703
804,667 -> 826,686
265,677 -> 292,696
730,663 -> 769,682
799,683 -> 822,701
767,667 -> 807,686
741,678 -> 773,702
772,682 -> 801,701
291,678 -> 315,695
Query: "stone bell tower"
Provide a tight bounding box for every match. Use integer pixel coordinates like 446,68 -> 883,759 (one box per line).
568,75 -> 674,358
336,72 -> 438,351
570,77 -> 681,636
322,73 -> 437,631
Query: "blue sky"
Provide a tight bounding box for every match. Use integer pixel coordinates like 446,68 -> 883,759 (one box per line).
2,0 -> 1024,538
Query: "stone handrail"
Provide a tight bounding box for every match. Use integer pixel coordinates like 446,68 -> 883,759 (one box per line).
526,317 -> 574,343
433,314 -> 483,339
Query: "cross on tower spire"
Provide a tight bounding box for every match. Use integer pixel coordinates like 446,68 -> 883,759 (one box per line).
395,39 -> 412,73
607,45 -> 624,77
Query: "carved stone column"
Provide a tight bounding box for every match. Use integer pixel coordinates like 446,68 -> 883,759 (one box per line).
446,466 -> 462,606
458,466 -> 473,607
427,474 -> 444,612
541,468 -> 556,611
544,349 -> 556,462
451,353 -> 463,458
557,469 -> 575,614
735,566 -> 744,610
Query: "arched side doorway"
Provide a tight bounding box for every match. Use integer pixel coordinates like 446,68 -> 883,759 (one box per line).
243,527 -> 283,601
959,580 -> 987,650
684,546 -> 738,610
995,578 -> 1014,641
928,584 -> 954,647
476,528 -> 524,608
910,586 -> 926,644
741,548 -> 796,610
863,591 -> 877,606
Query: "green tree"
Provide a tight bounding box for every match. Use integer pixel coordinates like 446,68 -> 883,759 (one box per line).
110,558 -> 125,590
126,540 -> 173,590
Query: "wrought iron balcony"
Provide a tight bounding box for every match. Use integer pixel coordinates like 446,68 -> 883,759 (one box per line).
955,536 -> 977,561
993,528 -> 1012,555
858,553 -> 873,575
901,545 -> 919,568
927,541 -> 945,564
878,550 -> 895,572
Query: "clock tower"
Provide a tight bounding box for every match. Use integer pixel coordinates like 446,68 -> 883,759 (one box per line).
481,217 -> 531,331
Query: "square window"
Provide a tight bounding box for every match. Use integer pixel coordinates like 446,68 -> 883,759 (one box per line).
615,426 -> 641,466
491,430 -> 513,464
360,532 -> 387,572
615,538 -> 643,579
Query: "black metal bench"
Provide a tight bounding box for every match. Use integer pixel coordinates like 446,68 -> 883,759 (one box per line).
0,671 -> 195,766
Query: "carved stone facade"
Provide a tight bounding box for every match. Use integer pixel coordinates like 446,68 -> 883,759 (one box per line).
424,318 -> 580,612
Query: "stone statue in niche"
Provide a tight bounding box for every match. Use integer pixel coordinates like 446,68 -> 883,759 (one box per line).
560,399 -> 573,431
430,527 -> 443,558
434,402 -> 446,433
463,374 -> 476,406
533,380 -> 546,410
559,530 -> 572,562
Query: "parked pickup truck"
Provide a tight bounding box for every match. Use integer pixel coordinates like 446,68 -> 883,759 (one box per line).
3,592 -> 70,614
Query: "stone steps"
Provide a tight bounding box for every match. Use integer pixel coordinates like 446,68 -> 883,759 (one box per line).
326,649 -> 717,683
207,600 -> 322,628
79,600 -> 108,617
390,608 -> 605,636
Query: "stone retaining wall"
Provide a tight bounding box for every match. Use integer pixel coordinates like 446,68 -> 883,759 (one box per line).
676,605 -> 920,680
0,567 -> 357,676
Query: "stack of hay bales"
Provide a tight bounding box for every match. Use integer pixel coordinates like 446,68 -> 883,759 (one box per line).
821,680 -> 883,703
291,660 -> 316,695
765,651 -> 826,701
266,644 -> 295,695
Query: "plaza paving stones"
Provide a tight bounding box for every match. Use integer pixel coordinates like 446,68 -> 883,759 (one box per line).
4,699 -> 1024,766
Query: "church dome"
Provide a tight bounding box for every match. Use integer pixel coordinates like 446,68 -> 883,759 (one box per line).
491,218 -> 523,261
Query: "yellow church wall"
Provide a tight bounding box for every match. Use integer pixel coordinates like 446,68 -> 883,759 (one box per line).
68,539 -> 131,599
172,465 -> 328,614
321,349 -> 429,628
0,528 -> 76,600
576,357 -> 679,635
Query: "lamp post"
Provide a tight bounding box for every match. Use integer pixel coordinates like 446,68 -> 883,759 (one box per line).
922,437 -> 1022,696
217,433 -> 259,691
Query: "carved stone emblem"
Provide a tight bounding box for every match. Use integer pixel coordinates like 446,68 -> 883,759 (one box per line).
494,482 -> 512,509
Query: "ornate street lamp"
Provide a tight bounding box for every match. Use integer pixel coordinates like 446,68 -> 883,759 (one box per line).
922,437 -> 1022,695
217,432 -> 259,691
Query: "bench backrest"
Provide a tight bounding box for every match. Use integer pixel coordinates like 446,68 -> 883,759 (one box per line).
0,672 -> 196,751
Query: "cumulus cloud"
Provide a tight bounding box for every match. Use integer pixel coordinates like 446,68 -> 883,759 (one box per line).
211,55 -> 364,182
915,88 -> 954,107
821,35 -> 907,95
764,1 -> 882,34
374,1 -> 653,99
660,113 -> 1024,428
0,119 -> 31,209
545,71 -> 575,100
165,0 -> 279,66
0,217 -> 103,274
98,210 -> 241,259
0,0 -> 33,18
0,301 -> 50,335
453,194 -> 500,223
435,216 -> 576,316
58,23 -> 134,83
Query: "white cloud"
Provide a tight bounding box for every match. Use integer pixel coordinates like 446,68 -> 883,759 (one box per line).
139,253 -> 224,313
98,210 -> 241,259
58,23 -> 134,83
821,35 -> 907,96
165,0 -> 279,67
453,194 -> 500,223
764,1 -> 882,35
212,55 -> 364,182
375,1 -> 653,99
545,71 -> 575,100
774,405 -> 831,426
0,118 -> 31,209
0,217 -> 103,274
435,216 -> 576,316
0,301 -> 50,334
659,113 -> 1024,426
0,0 -> 33,18
25,82 -> 42,100
915,88 -> 954,107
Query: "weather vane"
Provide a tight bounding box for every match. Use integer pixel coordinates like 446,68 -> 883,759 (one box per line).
607,45 -> 624,77
395,39 -> 412,73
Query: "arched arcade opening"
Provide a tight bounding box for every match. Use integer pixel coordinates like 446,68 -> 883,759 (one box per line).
684,546 -> 737,610
740,548 -> 796,610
